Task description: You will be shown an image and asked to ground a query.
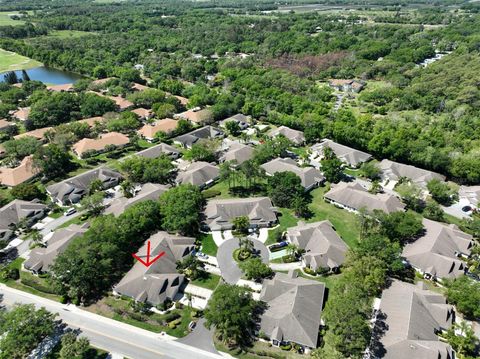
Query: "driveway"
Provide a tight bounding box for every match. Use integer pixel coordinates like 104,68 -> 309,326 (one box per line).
269,248 -> 287,260
211,231 -> 224,247
177,318 -> 218,355
217,237 -> 269,284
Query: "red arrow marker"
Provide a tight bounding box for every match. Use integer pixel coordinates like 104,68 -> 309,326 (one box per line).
132,240 -> 165,268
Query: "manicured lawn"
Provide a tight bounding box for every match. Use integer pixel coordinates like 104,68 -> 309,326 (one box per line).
205,180 -> 233,199
265,208 -> 298,246
215,338 -> 305,358
199,233 -> 218,256
0,12 -> 27,26
45,30 -> 96,39
57,215 -> 89,229
0,48 -> 42,72
190,273 -> 221,290
307,185 -> 360,248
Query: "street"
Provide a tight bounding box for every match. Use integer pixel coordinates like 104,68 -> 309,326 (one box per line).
0,284 -> 223,359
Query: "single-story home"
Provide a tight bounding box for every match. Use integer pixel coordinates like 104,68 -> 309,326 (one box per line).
218,114 -> 250,130
46,83 -> 74,92
324,181 -> 405,214
24,223 -> 89,273
174,107 -> 213,125
268,126 -> 305,146
203,197 -> 277,231
379,159 -> 446,189
374,280 -> 454,359
11,107 -> 30,121
175,161 -> 220,188
310,139 -> 372,168
0,155 -> 40,187
328,79 -> 364,93
105,183 -> 169,217
0,119 -> 14,132
78,117 -> 106,128
219,142 -> 254,165
109,96 -> 134,111
137,119 -> 178,142
46,166 -> 122,206
172,126 -> 224,149
113,232 -> 195,305
0,199 -> 47,242
135,142 -> 181,159
132,108 -> 153,121
72,132 -> 130,158
131,83 -> 150,92
259,271 -> 325,351
14,127 -> 53,142
261,158 -> 324,191
402,218 -> 474,280
286,220 -> 348,272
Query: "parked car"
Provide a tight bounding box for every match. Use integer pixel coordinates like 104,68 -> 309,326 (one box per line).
64,208 -> 76,216
268,241 -> 288,252
188,321 -> 196,331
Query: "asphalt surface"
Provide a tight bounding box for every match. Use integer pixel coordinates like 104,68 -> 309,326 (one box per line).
217,237 -> 269,284
0,284 -> 223,359
177,318 -> 218,354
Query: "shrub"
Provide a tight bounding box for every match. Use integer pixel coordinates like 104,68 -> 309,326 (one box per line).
316,266 -> 330,275
303,267 -> 316,276
163,312 -> 181,322
202,189 -> 221,199
20,274 -> 57,294
280,343 -> 292,351
60,295 -> 68,304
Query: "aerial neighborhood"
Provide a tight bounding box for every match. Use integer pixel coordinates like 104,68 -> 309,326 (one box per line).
0,1 -> 479,359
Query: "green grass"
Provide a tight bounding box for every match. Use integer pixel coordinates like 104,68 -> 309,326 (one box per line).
205,180 -> 233,199
190,273 -> 221,290
45,30 -> 96,39
214,338 -> 305,359
0,48 -> 42,73
307,185 -> 360,248
57,215 -> 88,229
0,11 -> 27,26
265,208 -> 298,246
199,233 -> 218,256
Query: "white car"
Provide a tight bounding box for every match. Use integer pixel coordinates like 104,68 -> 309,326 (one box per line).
64,208 -> 77,216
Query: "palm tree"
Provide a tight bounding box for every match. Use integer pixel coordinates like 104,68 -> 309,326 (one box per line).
186,292 -> 193,309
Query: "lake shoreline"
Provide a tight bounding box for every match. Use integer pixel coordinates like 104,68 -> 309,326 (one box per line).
0,48 -> 43,73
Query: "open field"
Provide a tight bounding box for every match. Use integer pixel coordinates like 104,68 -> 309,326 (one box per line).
0,48 -> 42,73
37,30 -> 96,39
0,11 -> 27,26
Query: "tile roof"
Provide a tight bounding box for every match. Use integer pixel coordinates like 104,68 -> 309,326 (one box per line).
175,108 -> 213,124
14,127 -> 53,141
137,119 -> 178,139
72,132 -> 129,157
0,156 -> 39,187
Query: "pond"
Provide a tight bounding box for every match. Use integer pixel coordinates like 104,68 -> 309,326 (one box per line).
0,66 -> 84,85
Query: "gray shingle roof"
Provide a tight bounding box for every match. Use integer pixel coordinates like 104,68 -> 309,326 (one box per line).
379,159 -> 446,188
175,161 -> 220,187
46,167 -> 122,205
286,220 -> 348,270
105,183 -> 169,217
0,200 -> 47,241
402,218 -> 474,279
311,139 -> 372,167
113,232 -> 195,305
268,126 -> 305,145
24,223 -> 89,272
260,271 -> 325,348
459,185 -> 480,207
377,280 -> 454,359
324,181 -> 405,214
135,143 -> 181,159
204,197 -> 277,231
172,126 -> 223,148
220,142 -> 254,165
261,158 -> 324,190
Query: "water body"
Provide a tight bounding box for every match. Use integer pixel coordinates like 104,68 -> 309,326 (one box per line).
0,66 -> 83,84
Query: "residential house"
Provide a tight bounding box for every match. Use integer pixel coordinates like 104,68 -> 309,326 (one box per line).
402,218 -> 474,280
105,183 -> 169,217
173,126 -> 224,149
219,142 -> 254,165
113,232 -> 195,305
0,119 -> 14,132
12,107 -> 30,121
137,119 -> 178,142
0,156 -> 39,187
131,83 -> 150,92
109,96 -> 134,111
174,107 -> 213,125
324,181 -> 405,214
91,77 -> 116,86
46,83 -> 74,92
218,114 -> 250,130
259,271 -> 325,351
14,127 -> 53,142
375,280 -> 454,359
328,79 -> 364,93
0,199 -> 47,242
459,185 -> 480,210
78,116 -> 106,128
286,220 -> 348,272
310,139 -> 372,168
24,223 -> 89,273
46,167 -> 122,206
132,108 -> 153,121
261,158 -> 324,191
268,126 -> 305,145
174,95 -> 189,106
204,197 -> 277,231
175,161 -> 219,188
379,159 -> 446,189
135,142 -> 181,160
72,132 -> 129,158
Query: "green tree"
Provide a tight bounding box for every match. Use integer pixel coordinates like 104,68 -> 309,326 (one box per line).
152,102 -> 176,119
80,192 -> 105,216
427,179 -> 458,206
11,183 -> 44,201
359,161 -> 381,180
33,144 -> 74,180
176,255 -> 205,280
204,284 -> 260,347
28,92 -> 80,128
376,211 -> 424,244
423,200 -> 445,221
395,181 -> 423,212
232,216 -> 250,234
444,321 -> 479,359
159,185 -> 203,235
80,92 -> 116,117
2,136 -> 41,160
239,257 -> 273,281
59,333 -> 90,359
444,276 -> 480,320
183,139 -> 218,162
267,171 -> 304,208
120,154 -> 174,184
0,304 -> 56,359
225,121 -> 241,137
320,147 -> 343,183
106,112 -> 140,133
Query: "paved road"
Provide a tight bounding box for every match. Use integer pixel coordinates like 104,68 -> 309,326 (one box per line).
0,284 -> 223,359
177,318 -> 218,354
39,211 -> 83,236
